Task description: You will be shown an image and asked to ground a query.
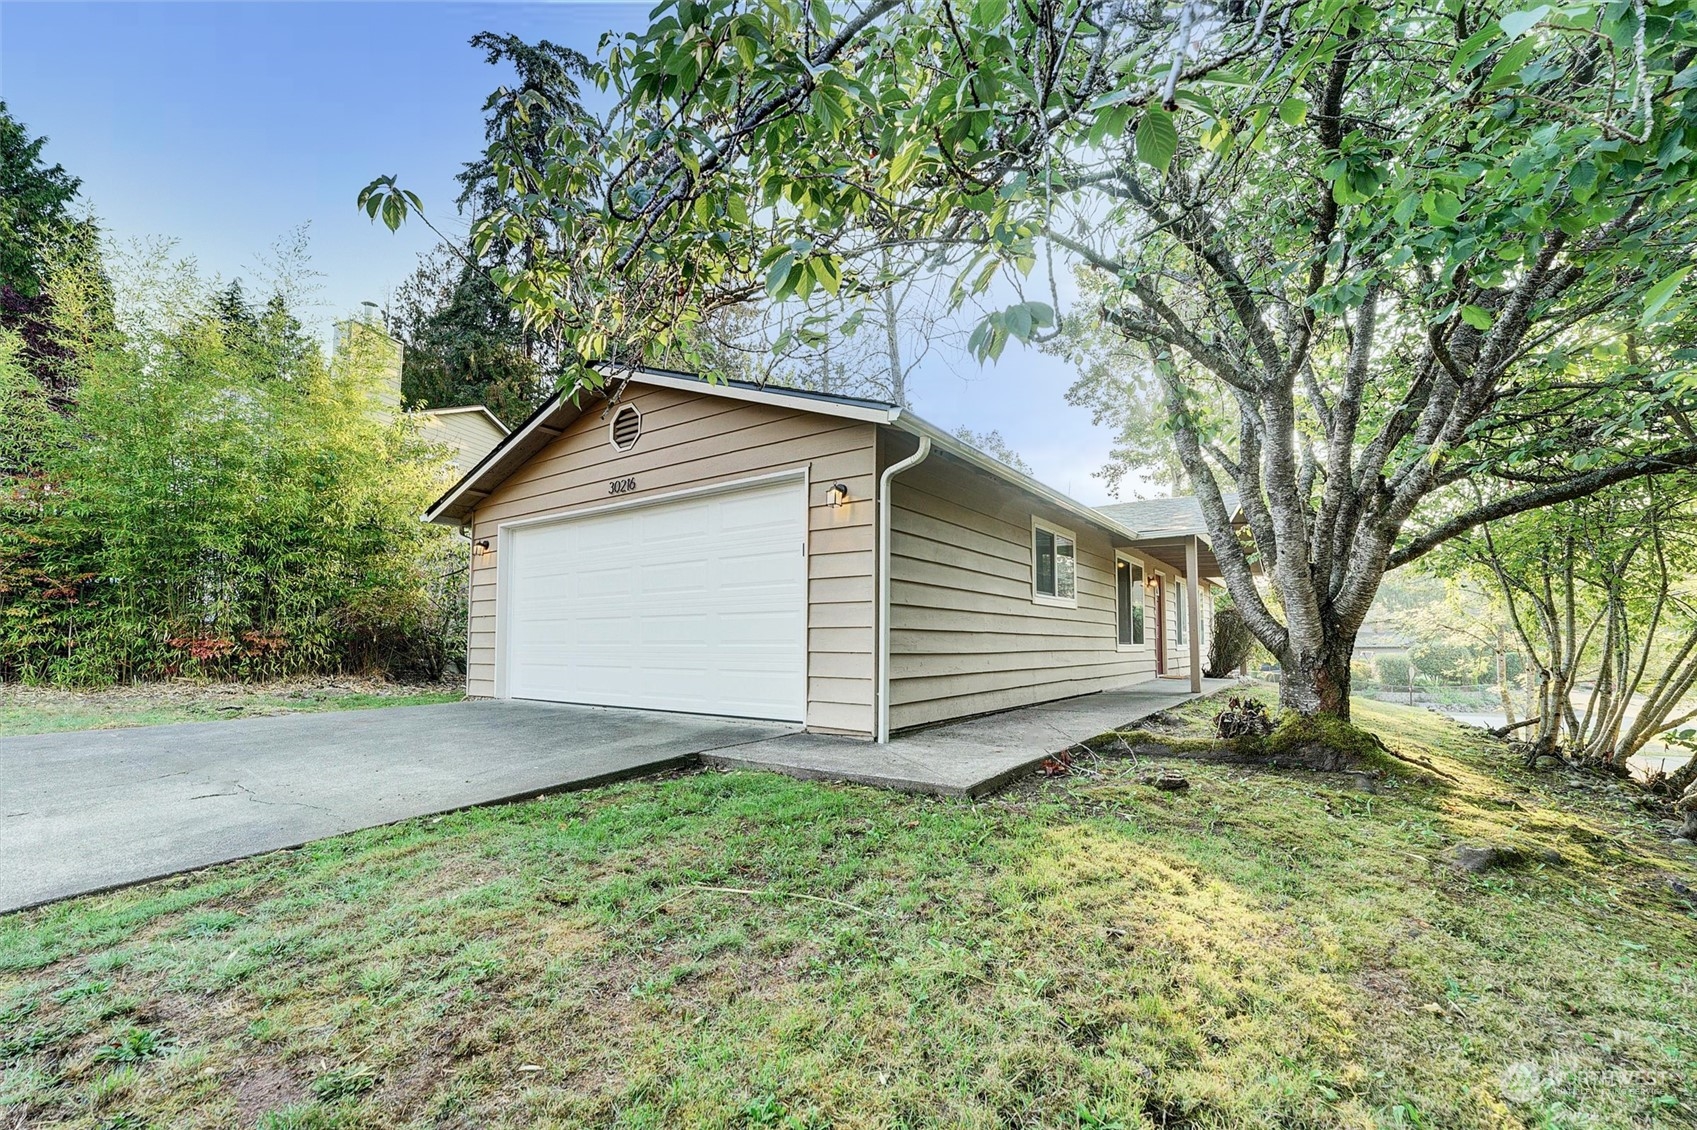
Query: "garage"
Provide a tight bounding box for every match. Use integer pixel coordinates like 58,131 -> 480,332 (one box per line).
498,475 -> 809,722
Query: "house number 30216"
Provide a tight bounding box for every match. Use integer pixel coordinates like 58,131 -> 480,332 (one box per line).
608,477 -> 637,495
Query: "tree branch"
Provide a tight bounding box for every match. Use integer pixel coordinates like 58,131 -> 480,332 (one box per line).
1388,447 -> 1697,569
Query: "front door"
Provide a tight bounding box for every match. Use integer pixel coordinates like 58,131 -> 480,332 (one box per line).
1153,575 -> 1166,674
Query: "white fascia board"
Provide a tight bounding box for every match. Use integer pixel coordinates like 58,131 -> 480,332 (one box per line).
423,368 -> 898,526
417,405 -> 512,435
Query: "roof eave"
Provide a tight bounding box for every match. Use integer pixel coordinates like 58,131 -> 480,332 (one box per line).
422,366 -> 905,526
417,404 -> 512,435
890,415 -> 1142,543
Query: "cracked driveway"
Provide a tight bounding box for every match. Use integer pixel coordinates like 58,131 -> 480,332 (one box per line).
0,701 -> 791,913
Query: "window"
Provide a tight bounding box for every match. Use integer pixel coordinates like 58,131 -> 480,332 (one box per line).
1175,580 -> 1187,645
1116,558 -> 1144,646
1032,520 -> 1076,605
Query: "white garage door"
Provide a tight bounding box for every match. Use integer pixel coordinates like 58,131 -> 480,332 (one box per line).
500,477 -> 807,722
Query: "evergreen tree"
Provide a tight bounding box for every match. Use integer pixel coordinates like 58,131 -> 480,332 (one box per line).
0,101 -> 80,298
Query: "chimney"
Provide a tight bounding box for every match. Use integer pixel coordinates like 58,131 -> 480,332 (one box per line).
333,303 -> 404,412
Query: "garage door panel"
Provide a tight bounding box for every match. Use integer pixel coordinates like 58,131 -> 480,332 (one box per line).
501,478 -> 807,722
640,566 -> 713,597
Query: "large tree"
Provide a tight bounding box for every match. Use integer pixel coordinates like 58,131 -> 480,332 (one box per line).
375,34 -> 606,424
365,0 -> 1697,718
0,102 -> 104,411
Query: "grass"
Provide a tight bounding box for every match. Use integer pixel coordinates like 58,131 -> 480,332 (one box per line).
1,693 -> 1693,1128
0,683 -> 465,737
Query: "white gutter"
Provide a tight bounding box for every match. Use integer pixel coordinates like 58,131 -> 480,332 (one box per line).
877,435 -> 931,744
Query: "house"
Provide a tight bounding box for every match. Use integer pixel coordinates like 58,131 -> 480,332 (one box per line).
414,406 -> 509,477
425,367 -> 1230,741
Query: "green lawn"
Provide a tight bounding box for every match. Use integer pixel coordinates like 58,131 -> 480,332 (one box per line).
0,684 -> 465,737
2,695 -> 1693,1129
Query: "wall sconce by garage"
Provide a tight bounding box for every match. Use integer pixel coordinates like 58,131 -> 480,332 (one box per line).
474,539 -> 491,552
826,482 -> 850,508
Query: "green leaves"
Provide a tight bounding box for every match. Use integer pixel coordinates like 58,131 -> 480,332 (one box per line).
1459,305 -> 1494,331
1641,267 -> 1692,326
765,250 -> 796,298
1498,7 -> 1550,39
356,177 -> 423,233
966,301 -> 1054,362
1135,107 -> 1178,172
1421,191 -> 1463,227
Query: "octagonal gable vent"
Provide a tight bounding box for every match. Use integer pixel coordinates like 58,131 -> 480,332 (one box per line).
609,404 -> 642,451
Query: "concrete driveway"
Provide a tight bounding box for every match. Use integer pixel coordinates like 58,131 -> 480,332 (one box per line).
0,701 -> 789,914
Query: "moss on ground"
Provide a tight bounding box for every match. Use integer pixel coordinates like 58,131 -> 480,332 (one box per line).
1,692 -> 1694,1129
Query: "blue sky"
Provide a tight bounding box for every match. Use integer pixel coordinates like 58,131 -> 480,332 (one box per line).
0,0 -> 1133,502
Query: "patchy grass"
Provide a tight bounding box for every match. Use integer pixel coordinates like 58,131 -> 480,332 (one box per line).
0,679 -> 465,737
1,695 -> 1693,1129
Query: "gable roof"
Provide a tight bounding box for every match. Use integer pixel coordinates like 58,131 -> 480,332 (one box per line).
422,367 -> 903,525
1093,493 -> 1243,539
422,366 -> 1142,544
415,404 -> 511,435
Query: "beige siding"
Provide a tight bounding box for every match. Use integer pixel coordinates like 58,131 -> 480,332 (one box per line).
887,447 -> 1175,731
465,384 -> 877,736
420,410 -> 507,475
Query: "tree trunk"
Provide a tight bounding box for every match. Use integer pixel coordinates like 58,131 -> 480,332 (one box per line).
1496,627 -> 1516,726
878,249 -> 907,407
1529,669 -> 1564,757
1278,640 -> 1355,720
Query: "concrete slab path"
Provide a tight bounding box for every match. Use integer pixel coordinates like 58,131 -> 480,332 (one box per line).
707,678 -> 1243,797
0,702 -> 787,914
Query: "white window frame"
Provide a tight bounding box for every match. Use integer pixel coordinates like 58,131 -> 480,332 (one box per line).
1114,552 -> 1146,650
1031,517 -> 1078,608
1175,579 -> 1187,646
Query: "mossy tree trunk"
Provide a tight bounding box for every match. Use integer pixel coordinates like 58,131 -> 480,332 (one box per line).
1276,637 -> 1356,722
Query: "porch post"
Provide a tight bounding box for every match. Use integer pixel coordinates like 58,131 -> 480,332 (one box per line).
1185,536 -> 1202,693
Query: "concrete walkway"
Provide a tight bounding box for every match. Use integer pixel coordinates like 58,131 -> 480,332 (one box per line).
0,702 -> 787,914
2,681 -> 1235,913
709,679 -> 1240,797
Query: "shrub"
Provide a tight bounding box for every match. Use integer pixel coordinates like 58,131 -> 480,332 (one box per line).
0,251 -> 462,684
1204,606 -> 1255,678
1409,640 -> 1484,684
1375,655 -> 1411,687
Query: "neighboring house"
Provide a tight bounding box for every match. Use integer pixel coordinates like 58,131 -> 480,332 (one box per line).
1353,624 -> 1414,666
425,367 -> 1231,741
414,406 -> 510,478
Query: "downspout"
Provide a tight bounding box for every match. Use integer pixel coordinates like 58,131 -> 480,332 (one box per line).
877,435 -> 931,743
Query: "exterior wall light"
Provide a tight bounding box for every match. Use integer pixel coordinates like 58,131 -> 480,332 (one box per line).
827,482 -> 850,507
474,539 -> 491,552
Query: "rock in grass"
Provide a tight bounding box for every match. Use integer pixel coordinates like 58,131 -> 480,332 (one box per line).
1665,876 -> 1697,912
1444,844 -> 1566,873
1137,772 -> 1190,792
